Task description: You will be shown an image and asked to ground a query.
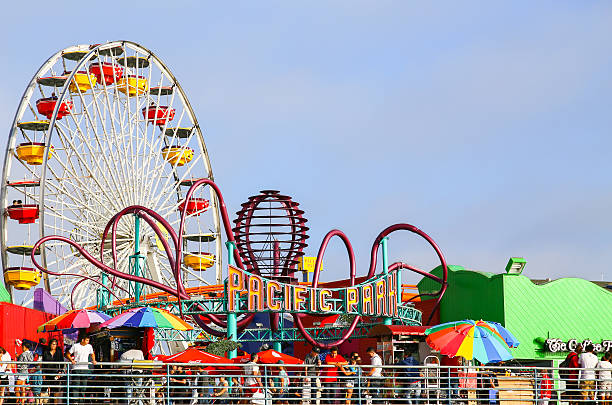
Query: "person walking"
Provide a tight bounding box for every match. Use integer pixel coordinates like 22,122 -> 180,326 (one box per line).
537,371 -> 552,405
579,344 -> 598,403
65,335 -> 97,405
169,365 -> 189,405
339,353 -> 361,405
323,347 -> 344,404
365,348 -> 383,404
244,353 -> 262,396
396,351 -> 421,405
211,375 -> 229,404
597,352 -> 612,405
0,347 -> 12,405
304,347 -> 322,404
41,339 -> 64,405
563,343 -> 582,405
16,342 -> 34,405
271,361 -> 289,405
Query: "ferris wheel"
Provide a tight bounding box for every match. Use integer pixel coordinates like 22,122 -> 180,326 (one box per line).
1,41 -> 223,310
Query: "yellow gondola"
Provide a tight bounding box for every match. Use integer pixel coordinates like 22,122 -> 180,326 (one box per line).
162,146 -> 193,166
16,143 -> 53,165
116,75 -> 148,96
184,253 -> 215,270
4,267 -> 41,290
68,72 -> 97,93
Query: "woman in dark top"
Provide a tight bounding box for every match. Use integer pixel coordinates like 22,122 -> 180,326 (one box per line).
41,339 -> 64,404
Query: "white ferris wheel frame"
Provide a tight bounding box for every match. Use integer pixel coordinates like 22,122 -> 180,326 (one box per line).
1,40 -> 223,307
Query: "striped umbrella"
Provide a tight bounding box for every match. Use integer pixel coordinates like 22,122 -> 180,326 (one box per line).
425,320 -> 514,364
38,309 -> 111,332
100,307 -> 193,330
487,321 -> 520,348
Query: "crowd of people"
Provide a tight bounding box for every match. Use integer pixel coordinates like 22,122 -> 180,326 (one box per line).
562,343 -> 611,405
0,337 -> 611,405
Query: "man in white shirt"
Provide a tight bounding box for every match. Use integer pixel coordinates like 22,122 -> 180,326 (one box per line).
578,344 -> 598,402
244,353 -> 262,395
366,347 -> 384,404
65,336 -> 96,404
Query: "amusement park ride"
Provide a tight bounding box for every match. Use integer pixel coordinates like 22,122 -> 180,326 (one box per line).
1,41 -> 449,355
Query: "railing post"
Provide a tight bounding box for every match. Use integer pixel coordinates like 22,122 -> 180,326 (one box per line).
264,365 -> 269,404
533,368 -> 539,405
166,364 -> 170,405
66,366 -> 70,405
357,366 -> 362,405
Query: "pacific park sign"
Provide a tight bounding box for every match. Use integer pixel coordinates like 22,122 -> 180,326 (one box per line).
226,266 -> 400,317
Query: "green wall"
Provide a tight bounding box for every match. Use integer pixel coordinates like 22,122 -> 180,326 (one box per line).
418,265 -> 612,360
0,283 -> 10,303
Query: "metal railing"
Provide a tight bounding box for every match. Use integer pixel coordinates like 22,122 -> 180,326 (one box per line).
0,362 -> 609,405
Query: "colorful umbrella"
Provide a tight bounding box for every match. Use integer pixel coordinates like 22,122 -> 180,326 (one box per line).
487,321 -> 520,348
257,349 -> 304,365
37,309 -> 111,332
100,307 -> 193,330
425,320 -> 514,364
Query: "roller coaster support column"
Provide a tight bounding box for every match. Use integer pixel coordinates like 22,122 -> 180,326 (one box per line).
129,214 -> 144,303
97,273 -> 110,308
381,237 -> 392,326
226,241 -> 238,359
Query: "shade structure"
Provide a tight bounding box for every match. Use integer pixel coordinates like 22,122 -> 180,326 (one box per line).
100,307 -> 193,331
257,349 -> 304,365
38,309 -> 110,332
425,320 -> 514,364
164,347 -> 231,364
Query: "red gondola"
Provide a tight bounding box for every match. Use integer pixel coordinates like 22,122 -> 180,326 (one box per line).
89,62 -> 123,85
6,204 -> 39,224
142,105 -> 175,126
36,97 -> 73,120
178,198 -> 210,216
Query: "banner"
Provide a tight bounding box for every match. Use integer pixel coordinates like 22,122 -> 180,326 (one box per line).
226,266 -> 399,318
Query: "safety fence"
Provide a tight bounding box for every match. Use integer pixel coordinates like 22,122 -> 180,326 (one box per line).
0,362 -> 609,405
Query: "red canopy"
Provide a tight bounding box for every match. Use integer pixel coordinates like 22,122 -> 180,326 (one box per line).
164,347 -> 231,364
257,349 -> 303,365
231,354 -> 251,364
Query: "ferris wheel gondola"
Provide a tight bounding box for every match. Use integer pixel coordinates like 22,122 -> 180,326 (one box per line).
1,41 -> 223,310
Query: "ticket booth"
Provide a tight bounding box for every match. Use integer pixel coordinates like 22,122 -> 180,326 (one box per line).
367,324 -> 430,364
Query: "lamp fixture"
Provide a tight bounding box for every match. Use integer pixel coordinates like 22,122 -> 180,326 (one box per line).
505,257 -> 526,275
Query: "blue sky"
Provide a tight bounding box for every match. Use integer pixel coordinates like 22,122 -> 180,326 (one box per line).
1,1 -> 611,283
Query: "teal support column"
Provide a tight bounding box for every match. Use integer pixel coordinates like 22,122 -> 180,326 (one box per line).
273,341 -> 282,352
97,272 -> 110,309
132,214 -> 142,303
226,241 -> 238,359
380,237 -> 392,325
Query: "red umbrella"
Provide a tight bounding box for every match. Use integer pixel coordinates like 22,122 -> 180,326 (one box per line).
164,347 -> 231,364
231,353 -> 251,364
257,349 -> 303,365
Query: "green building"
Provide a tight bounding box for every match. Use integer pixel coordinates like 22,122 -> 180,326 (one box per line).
0,284 -> 9,303
418,263 -> 612,364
